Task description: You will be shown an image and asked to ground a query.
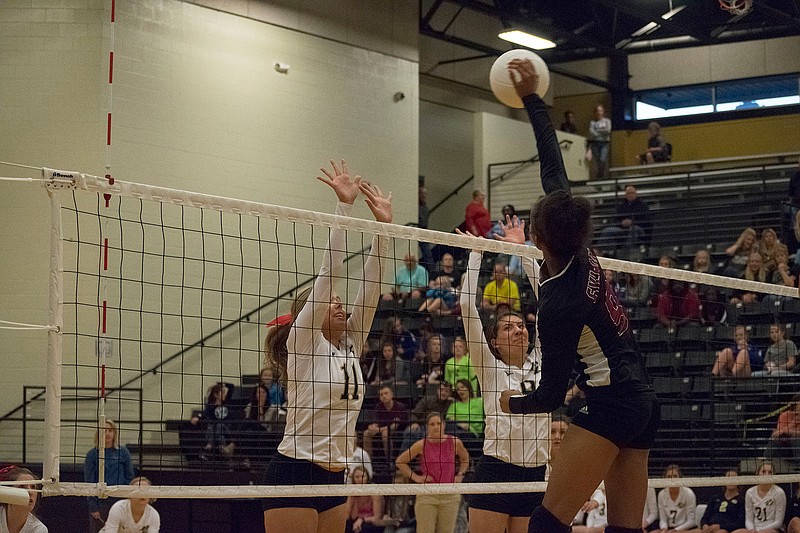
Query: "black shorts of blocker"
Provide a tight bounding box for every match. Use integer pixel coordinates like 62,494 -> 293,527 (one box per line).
571,392 -> 660,449
261,453 -> 347,513
467,455 -> 546,517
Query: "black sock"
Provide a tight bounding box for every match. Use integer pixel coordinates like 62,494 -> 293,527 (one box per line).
528,505 -> 571,533
605,526 -> 644,533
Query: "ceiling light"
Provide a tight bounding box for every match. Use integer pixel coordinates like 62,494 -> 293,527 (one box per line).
498,30 -> 556,50
629,5 -> 687,38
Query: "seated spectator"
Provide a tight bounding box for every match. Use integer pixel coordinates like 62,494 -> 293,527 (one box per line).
345,466 -> 384,533
419,274 -> 457,316
598,185 -> 651,257
413,335 -> 446,387
465,189 -> 492,238
657,464 -> 696,531
486,205 -> 516,240
383,471 -> 416,533
656,279 -> 700,330
712,325 -> 763,378
605,269 -> 621,297
363,385 -> 408,462
0,465 -> 47,533
657,255 -> 676,294
560,110 -> 578,134
192,382 -> 237,460
760,228 -> 781,274
743,251 -> 768,284
400,381 -> 453,451
481,260 -> 521,313
742,462 -> 786,533
639,121 -> 670,164
429,252 -> 462,289
245,367 -> 286,426
619,272 -> 652,308
380,317 -> 418,361
383,254 -> 428,301
766,393 -> 800,465
372,342 -> 412,386
695,469 -> 745,533
724,228 -> 758,277
770,245 -> 796,290
752,324 -> 797,377
692,249 -> 715,275
699,286 -> 727,326
443,337 -> 478,394
101,477 -> 161,533
446,379 -> 485,438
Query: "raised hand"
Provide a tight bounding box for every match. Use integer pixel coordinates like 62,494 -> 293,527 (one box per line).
316,159 -> 361,205
359,181 -> 393,223
495,215 -> 526,245
507,58 -> 540,99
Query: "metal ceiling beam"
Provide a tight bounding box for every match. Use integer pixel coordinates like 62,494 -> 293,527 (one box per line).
751,0 -> 800,29
585,0 -> 715,45
622,25 -> 800,53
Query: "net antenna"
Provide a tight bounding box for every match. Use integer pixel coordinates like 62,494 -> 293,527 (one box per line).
0,486 -> 30,506
718,0 -> 753,15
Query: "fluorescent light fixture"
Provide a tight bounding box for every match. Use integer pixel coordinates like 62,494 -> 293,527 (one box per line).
630,5 -> 686,37
498,30 -> 556,50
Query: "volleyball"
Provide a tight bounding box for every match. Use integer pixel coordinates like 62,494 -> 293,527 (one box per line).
489,49 -> 550,108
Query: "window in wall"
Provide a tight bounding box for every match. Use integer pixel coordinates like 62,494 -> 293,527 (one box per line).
635,85 -> 714,120
715,74 -> 800,112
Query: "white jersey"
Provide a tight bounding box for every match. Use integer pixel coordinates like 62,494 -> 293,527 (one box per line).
461,251 -> 549,468
642,486 -> 658,527
100,500 -> 160,533
658,486 -> 697,531
585,489 -> 607,528
0,508 -> 47,533
278,201 -> 388,470
745,484 -> 786,531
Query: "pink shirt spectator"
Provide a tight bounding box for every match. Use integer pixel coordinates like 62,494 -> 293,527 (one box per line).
421,435 -> 456,484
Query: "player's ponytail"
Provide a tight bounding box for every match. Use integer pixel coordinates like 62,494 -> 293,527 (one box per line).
265,287 -> 312,387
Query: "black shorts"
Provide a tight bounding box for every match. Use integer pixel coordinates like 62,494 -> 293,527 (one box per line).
261,453 -> 347,513
467,455 -> 546,517
571,392 -> 659,449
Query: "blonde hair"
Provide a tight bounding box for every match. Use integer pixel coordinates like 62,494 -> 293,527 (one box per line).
130,476 -> 156,504
93,419 -> 119,448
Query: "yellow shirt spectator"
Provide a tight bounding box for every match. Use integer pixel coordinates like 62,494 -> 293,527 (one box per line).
481,262 -> 520,312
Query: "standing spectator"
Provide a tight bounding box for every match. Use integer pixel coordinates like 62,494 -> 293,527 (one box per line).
380,318 -> 417,361
384,254 -> 428,302
418,183 -> 434,269
84,420 -> 135,532
400,381 -> 453,451
696,469 -> 745,533
443,337 -> 478,394
100,477 -> 161,533
742,462 -> 786,533
395,413 -> 470,533
598,185 -> 651,256
560,110 -> 577,134
481,261 -> 521,313
655,279 -> 700,330
657,464 -> 696,532
587,104 -> 611,180
0,465 -> 47,533
639,122 -> 670,164
711,325 -> 762,378
753,324 -> 797,377
344,467 -> 384,533
465,189 -> 492,238
446,379 -> 485,438
724,228 -> 758,277
363,385 -> 408,463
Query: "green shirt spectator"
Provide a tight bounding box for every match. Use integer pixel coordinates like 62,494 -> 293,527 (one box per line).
444,337 -> 478,394
446,379 -> 485,437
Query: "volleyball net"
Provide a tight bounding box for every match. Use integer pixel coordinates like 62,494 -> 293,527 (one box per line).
2,165 -> 800,501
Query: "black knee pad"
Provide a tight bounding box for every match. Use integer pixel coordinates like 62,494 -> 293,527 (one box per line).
528,505 -> 570,533
605,527 -> 643,533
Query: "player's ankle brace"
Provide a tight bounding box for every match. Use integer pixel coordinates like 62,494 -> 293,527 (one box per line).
605,526 -> 643,533
528,506 -> 570,533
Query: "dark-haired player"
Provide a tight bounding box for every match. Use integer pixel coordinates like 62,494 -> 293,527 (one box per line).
499,58 -> 658,533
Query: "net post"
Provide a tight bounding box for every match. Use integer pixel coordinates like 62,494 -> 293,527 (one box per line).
43,187 -> 64,486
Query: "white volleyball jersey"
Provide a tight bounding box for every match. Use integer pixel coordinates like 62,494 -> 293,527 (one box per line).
745,484 -> 786,531
278,201 -> 388,470
0,507 -> 47,533
461,251 -> 549,468
585,489 -> 608,528
100,500 -> 160,533
643,486 -> 658,527
658,486 -> 697,530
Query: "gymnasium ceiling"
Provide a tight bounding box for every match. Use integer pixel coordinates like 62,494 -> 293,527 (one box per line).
419,0 -> 800,91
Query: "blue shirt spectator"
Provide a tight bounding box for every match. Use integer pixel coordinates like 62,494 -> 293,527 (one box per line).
84,421 -> 135,515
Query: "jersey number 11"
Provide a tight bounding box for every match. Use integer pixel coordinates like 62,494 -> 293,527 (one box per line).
340,362 -> 360,400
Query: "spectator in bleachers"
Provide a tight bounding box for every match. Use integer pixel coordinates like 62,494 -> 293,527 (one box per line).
429,252 -> 463,290
692,249 -> 715,275
381,318 -> 418,361
414,334 -> 447,387
724,228 -> 758,277
620,272 -> 652,308
384,254 -> 428,302
383,471 -> 416,533
766,394 -> 800,465
605,269 -> 621,297
346,435 -> 374,484
694,469 -> 745,533
372,342 -> 411,386
560,110 -> 578,134
418,274 -> 457,316
487,205 -> 517,240
481,260 -> 521,313
587,104 -> 611,181
657,464 -> 697,532
699,286 -> 727,326
465,189 -> 492,238
0,465 -> 47,533
598,185 -> 651,257
656,279 -> 700,330
363,385 -> 408,463
400,381 -> 453,451
657,255 -> 676,294
711,325 -> 762,378
759,229 -> 781,275
246,367 -> 286,425
639,122 -> 670,165
752,324 -> 797,377
742,461 -> 786,533
84,419 -> 135,531
345,466 -> 384,533
731,252 -> 768,304
444,337 -> 477,394
446,379 -> 485,438
192,382 -> 237,460
770,245 -> 796,290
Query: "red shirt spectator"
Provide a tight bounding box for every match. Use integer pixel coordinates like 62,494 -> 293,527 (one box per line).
465,189 -> 492,237
656,279 -> 700,329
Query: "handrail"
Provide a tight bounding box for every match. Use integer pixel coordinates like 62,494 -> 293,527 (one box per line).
609,151 -> 800,176
428,175 -> 474,215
